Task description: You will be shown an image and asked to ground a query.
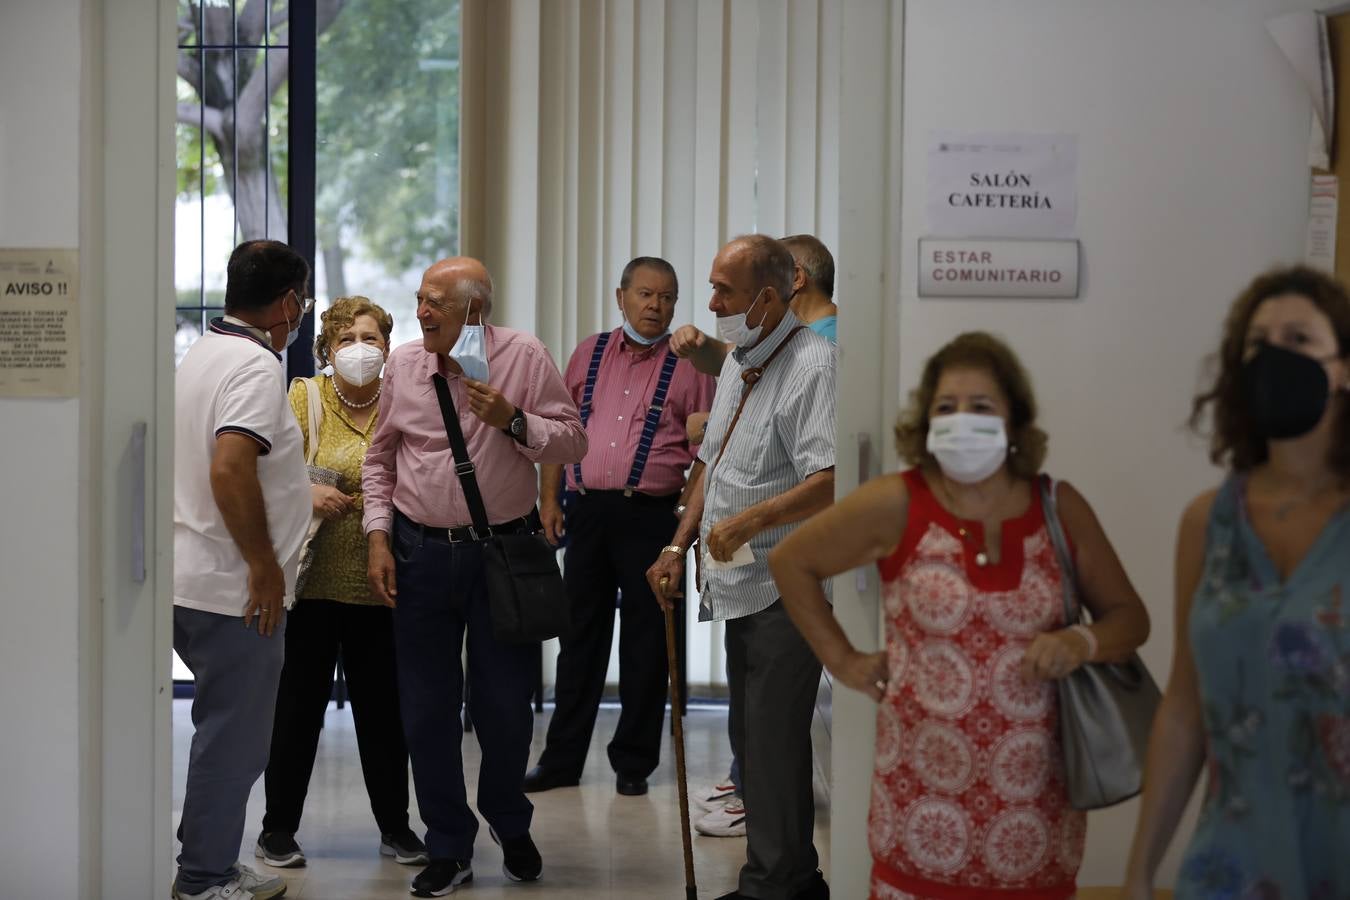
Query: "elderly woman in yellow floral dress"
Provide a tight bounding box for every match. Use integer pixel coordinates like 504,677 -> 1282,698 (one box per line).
252,296 -> 428,870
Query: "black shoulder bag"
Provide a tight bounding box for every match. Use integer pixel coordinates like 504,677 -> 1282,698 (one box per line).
432,373 -> 570,643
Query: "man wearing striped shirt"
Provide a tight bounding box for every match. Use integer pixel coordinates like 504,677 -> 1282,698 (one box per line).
649,235 -> 836,900
524,257 -> 716,799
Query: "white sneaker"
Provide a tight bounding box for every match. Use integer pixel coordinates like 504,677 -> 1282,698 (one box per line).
232,864 -> 287,900
694,801 -> 747,838
171,879 -> 255,899
690,778 -> 740,814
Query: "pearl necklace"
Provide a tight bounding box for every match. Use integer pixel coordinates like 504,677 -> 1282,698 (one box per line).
332,378 -> 381,409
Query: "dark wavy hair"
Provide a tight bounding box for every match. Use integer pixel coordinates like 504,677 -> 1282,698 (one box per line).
1190,265 -> 1350,475
894,331 -> 1047,479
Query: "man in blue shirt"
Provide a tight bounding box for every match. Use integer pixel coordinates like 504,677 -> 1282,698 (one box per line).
780,234 -> 837,342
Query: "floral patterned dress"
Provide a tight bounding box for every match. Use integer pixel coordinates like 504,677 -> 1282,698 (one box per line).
869,470 -> 1084,900
1178,476 -> 1350,900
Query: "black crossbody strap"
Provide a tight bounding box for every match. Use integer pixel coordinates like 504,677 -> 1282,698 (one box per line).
432,373 -> 493,535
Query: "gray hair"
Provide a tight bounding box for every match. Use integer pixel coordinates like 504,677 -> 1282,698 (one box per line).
781,234 -> 835,299
454,271 -> 495,317
732,234 -> 795,303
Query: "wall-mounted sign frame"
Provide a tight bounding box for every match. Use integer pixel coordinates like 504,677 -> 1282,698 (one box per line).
918,238 -> 1080,299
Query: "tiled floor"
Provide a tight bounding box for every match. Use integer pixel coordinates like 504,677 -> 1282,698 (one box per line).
172,699 -> 830,899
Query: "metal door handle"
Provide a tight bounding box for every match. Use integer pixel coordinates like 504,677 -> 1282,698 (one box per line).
131,421 -> 147,583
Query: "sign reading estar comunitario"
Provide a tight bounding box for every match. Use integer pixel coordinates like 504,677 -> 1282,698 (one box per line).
918,239 -> 1079,299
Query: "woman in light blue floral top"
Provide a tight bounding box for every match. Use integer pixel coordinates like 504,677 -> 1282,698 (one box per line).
1124,266 -> 1350,900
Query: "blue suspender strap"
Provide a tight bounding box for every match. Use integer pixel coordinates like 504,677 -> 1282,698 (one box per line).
623,349 -> 679,496
572,331 -> 612,493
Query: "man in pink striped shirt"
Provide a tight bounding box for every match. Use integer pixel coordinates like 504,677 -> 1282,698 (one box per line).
523,256 -> 715,799
362,257 -> 587,897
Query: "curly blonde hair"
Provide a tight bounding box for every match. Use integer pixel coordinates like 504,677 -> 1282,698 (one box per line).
313,295 -> 394,367
894,331 -> 1047,479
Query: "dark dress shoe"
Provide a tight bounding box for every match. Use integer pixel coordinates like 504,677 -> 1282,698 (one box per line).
615,774 -> 648,796
714,892 -> 748,900
522,765 -> 580,793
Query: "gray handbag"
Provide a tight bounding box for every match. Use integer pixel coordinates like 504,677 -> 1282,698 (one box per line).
1040,476 -> 1161,810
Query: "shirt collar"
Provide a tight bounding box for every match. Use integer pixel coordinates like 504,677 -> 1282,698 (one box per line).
735,311 -> 802,369
210,316 -> 281,361
615,326 -> 670,359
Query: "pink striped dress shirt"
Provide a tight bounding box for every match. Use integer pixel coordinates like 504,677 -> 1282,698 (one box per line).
362,326 -> 588,532
562,329 -> 716,496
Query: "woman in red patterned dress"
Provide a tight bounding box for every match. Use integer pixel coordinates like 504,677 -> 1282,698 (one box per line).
769,332 -> 1151,899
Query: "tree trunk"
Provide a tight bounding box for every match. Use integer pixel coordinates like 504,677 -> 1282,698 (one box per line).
321,236 -> 347,297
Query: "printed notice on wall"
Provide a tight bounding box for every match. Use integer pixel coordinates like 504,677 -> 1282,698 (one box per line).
927,132 -> 1078,238
0,249 -> 79,397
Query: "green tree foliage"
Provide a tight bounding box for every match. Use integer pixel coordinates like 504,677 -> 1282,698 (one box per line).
176,0 -> 459,288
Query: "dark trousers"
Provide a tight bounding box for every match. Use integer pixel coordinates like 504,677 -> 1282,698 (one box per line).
262,598 -> 410,837
174,606 -> 286,894
727,600 -> 823,899
538,490 -> 677,779
390,512 -> 537,861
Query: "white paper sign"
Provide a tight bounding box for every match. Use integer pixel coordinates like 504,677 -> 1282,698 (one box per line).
0,248 -> 80,397
918,239 -> 1079,299
1306,174 -> 1338,273
927,132 -> 1078,238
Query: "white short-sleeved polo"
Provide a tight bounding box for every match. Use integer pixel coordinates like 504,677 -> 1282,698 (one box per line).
174,317 -> 311,616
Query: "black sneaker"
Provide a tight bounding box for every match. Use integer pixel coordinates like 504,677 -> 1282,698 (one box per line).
410,859 -> 473,897
489,827 -> 542,882
381,829 -> 430,866
254,830 -> 306,868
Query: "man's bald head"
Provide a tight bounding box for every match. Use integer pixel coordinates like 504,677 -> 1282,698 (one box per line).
423,256 -> 494,316
417,256 -> 495,355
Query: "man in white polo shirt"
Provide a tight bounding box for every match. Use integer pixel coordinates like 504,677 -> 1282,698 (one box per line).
173,240 -> 314,900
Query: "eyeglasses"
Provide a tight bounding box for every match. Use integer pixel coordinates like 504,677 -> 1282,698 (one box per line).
289,291 -> 316,316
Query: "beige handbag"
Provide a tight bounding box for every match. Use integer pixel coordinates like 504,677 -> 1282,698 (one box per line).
1040,475 -> 1161,810
294,377 -> 340,597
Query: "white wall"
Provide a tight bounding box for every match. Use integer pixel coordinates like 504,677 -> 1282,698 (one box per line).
897,0 -> 1323,887
0,0 -> 86,897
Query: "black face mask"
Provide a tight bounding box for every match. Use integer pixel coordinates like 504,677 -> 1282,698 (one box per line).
1240,343 -> 1332,440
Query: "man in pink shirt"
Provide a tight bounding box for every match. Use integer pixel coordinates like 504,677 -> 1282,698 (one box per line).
522,257 -> 715,799
362,257 -> 587,898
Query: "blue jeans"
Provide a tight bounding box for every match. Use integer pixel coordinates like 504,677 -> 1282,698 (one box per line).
390,512 -> 538,860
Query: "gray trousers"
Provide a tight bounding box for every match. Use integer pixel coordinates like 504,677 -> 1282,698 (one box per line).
726,600 -> 823,899
174,605 -> 286,894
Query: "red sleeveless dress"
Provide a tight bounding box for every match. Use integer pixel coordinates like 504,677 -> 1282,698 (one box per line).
868,470 -> 1084,900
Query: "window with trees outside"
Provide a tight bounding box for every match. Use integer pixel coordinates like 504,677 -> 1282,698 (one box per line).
175,0 -> 461,367
173,0 -> 460,680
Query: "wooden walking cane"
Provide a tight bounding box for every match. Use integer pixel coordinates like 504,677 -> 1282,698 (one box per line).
661,576 -> 697,900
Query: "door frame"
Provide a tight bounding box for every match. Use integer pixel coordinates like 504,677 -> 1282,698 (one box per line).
831,2 -> 904,898
81,0 -> 177,895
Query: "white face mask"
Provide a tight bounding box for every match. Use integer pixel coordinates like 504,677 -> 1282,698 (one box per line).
449,304 -> 490,383
716,288 -> 769,347
926,412 -> 1008,484
333,342 -> 384,387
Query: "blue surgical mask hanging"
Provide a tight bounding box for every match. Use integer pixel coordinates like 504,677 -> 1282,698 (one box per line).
621,309 -> 668,347
449,303 -> 490,383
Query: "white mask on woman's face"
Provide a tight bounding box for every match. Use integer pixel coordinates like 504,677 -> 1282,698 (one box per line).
926,412 -> 1008,484
333,342 -> 384,387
